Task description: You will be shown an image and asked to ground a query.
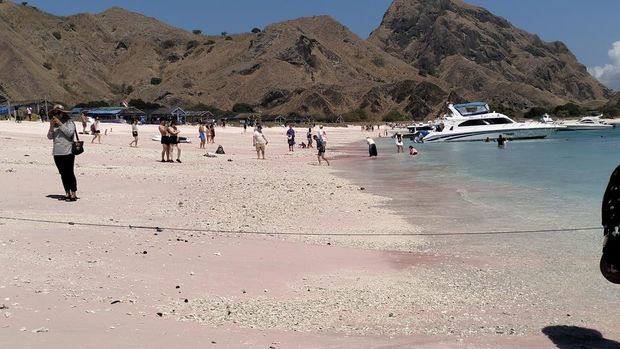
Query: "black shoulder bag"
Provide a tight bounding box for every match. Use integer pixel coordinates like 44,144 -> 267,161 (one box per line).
72,122 -> 84,155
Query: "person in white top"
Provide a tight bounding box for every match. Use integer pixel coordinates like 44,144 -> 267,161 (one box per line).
366,137 -> 378,157
317,125 -> 328,149
253,125 -> 268,160
395,133 -> 404,153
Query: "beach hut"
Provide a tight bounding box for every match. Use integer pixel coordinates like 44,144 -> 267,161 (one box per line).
274,115 -> 286,125
85,107 -> 146,124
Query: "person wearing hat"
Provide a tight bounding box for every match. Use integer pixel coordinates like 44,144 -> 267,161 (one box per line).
46,104 -> 78,202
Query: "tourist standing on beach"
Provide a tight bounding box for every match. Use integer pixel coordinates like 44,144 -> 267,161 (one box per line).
47,105 -> 78,202
210,123 -> 216,144
243,123 -> 247,133
90,118 -> 101,143
26,106 -> 32,121
169,120 -> 182,163
318,125 -> 328,149
307,127 -> 313,148
313,135 -> 330,166
287,125 -> 296,152
129,119 -> 139,147
254,125 -> 268,160
198,122 -> 206,149
367,137 -> 378,157
159,119 -> 171,162
80,113 -> 88,134
395,133 -> 404,153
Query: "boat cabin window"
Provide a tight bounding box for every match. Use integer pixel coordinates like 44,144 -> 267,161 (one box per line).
455,104 -> 490,116
458,119 -> 488,127
485,118 -> 513,125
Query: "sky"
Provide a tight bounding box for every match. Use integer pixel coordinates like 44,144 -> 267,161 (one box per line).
27,0 -> 620,89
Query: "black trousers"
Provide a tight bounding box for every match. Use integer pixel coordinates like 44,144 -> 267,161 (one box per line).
53,154 -> 77,192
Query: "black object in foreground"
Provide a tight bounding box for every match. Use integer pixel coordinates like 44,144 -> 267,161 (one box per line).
601,165 -> 620,284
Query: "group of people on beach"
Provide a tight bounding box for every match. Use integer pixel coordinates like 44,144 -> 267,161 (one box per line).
198,122 -> 216,149
159,118 -> 182,163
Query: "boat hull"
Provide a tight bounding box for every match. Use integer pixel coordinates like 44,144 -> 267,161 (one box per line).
422,126 -> 557,142
558,124 -> 614,131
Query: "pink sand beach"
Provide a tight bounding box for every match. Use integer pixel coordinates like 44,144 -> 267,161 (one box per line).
1,121 -> 619,348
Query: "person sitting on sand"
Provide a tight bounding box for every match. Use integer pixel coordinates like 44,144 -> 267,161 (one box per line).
313,135 -> 330,166
409,145 -> 418,156
298,142 -> 307,149
367,137 -> 378,157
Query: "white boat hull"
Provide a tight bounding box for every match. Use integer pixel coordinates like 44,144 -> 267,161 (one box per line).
423,125 -> 558,142
559,124 -> 614,131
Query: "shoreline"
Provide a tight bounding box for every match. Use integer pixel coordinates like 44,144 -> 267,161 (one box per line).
1,121 -> 619,348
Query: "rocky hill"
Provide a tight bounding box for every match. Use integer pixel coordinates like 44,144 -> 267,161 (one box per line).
0,0 -> 612,119
369,0 -> 611,110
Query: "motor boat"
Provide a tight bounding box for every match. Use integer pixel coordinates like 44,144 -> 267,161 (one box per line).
422,102 -> 563,142
559,115 -> 614,131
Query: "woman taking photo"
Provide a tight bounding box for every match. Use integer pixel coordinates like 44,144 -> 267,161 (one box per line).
47,105 -> 78,202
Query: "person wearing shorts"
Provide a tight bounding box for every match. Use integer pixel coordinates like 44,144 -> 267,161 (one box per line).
253,125 -> 268,160
159,119 -> 171,162
313,135 -> 330,166
168,120 -> 181,163
129,119 -> 139,147
198,122 -> 206,149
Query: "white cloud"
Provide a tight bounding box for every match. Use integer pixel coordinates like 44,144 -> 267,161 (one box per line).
589,41 -> 620,90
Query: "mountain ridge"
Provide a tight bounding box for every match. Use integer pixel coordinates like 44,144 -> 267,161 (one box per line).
0,0 -> 611,119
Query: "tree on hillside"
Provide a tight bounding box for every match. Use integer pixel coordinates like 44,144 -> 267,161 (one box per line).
192,29 -> 202,35
232,103 -> 254,113
128,99 -> 162,110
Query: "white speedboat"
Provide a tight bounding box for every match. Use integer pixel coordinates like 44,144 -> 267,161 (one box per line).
559,115 -> 614,131
422,102 -> 562,142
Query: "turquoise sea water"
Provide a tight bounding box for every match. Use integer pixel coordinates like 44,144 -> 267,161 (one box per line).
337,127 -> 620,233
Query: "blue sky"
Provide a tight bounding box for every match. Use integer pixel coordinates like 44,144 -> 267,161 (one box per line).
28,0 -> 620,88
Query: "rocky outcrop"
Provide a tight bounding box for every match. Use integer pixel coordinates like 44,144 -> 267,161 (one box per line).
369,0 -> 611,109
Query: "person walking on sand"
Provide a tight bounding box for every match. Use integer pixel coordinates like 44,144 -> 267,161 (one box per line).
91,117 -> 101,143
169,120 -> 182,163
198,122 -> 206,149
286,125 -> 296,152
159,119 -> 171,162
129,119 -> 139,147
367,137 -> 378,157
313,135 -> 330,166
47,105 -> 78,202
254,125 -> 268,160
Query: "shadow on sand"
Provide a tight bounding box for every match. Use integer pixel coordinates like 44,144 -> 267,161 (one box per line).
45,194 -> 67,200
542,326 -> 620,349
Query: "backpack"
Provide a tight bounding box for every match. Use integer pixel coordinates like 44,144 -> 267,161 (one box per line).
215,145 -> 225,154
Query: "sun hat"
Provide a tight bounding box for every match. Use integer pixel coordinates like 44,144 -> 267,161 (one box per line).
52,104 -> 69,113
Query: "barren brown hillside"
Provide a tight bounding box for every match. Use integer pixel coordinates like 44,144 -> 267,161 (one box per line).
0,0 -> 612,119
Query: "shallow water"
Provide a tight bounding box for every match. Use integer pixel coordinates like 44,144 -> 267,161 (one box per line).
335,127 -> 620,234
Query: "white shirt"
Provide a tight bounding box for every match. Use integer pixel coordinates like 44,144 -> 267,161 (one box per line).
254,130 -> 267,145
318,129 -> 327,141
366,138 -> 375,145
